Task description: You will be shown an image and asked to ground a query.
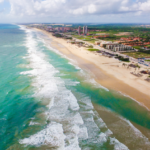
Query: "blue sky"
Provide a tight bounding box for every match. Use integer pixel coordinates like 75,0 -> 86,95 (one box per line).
0,0 -> 150,23
0,1 -> 10,14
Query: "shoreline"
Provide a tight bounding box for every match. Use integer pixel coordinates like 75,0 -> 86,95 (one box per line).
34,28 -> 150,110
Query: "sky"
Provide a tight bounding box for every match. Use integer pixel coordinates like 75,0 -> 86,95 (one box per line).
0,0 -> 150,23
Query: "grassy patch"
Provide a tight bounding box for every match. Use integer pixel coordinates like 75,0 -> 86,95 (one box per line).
123,50 -> 150,58
88,45 -> 93,48
88,48 -> 99,51
146,45 -> 150,48
72,35 -> 96,43
133,46 -> 142,50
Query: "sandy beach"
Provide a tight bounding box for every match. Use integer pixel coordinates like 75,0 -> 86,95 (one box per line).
35,28 -> 150,109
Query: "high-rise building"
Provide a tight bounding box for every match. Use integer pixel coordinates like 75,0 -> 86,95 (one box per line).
83,26 -> 85,35
85,26 -> 88,35
62,27 -> 64,32
58,27 -> 60,32
78,26 -> 81,35
83,26 -> 88,35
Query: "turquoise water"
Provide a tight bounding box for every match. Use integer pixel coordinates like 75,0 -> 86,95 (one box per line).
0,24 -> 150,150
0,25 -> 46,149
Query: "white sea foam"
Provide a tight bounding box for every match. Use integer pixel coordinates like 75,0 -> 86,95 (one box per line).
118,91 -> 150,111
79,70 -> 109,91
19,28 -> 129,149
97,132 -> 107,143
29,121 -> 39,126
64,79 -> 80,86
47,97 -> 54,109
68,62 -> 81,70
89,78 -> 109,91
20,122 -> 65,148
120,117 -> 150,145
19,28 -> 83,149
110,138 -> 129,150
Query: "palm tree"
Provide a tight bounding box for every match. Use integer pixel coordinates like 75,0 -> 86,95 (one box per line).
134,67 -> 137,74
137,66 -> 141,74
122,63 -> 126,67
127,65 -> 130,70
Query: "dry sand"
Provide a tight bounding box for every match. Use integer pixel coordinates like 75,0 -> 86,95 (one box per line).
35,28 -> 150,109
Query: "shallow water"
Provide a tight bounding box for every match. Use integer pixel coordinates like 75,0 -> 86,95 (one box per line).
0,24 -> 150,150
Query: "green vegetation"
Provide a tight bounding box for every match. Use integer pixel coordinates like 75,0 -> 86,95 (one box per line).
123,50 -> 150,58
96,35 -> 118,42
88,48 -> 99,51
88,45 -> 93,48
72,35 -> 83,39
53,33 -> 63,37
72,35 -> 96,43
65,37 -> 72,39
88,40 -> 96,44
145,60 -> 150,61
133,46 -> 142,50
83,38 -> 96,43
135,64 -> 141,68
85,24 -> 150,42
115,56 -> 130,62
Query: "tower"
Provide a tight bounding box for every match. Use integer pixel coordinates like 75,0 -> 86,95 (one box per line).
78,26 -> 81,35
83,26 -> 85,35
62,27 -> 64,32
85,26 -> 87,35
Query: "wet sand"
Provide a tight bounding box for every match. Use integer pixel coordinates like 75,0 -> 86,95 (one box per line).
93,103 -> 150,150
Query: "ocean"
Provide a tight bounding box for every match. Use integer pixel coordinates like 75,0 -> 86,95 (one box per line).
0,24 -> 150,150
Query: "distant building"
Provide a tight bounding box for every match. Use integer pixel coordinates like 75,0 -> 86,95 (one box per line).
85,26 -> 88,35
143,46 -> 150,51
62,27 -> 64,32
78,26 -> 81,35
46,26 -> 53,32
83,26 -> 88,35
100,41 -> 112,47
55,27 -> 61,32
64,27 -> 72,31
95,41 -> 101,45
106,43 -> 134,52
83,26 -> 85,35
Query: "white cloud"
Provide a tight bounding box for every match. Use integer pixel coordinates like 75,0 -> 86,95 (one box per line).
138,0 -> 150,12
0,0 -> 4,3
88,4 -> 97,14
9,0 -> 67,16
0,0 -> 150,23
8,0 -> 136,17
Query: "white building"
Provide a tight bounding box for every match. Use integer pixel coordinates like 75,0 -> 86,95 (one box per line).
100,41 -> 112,47
106,43 -> 118,49
106,43 -> 133,52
